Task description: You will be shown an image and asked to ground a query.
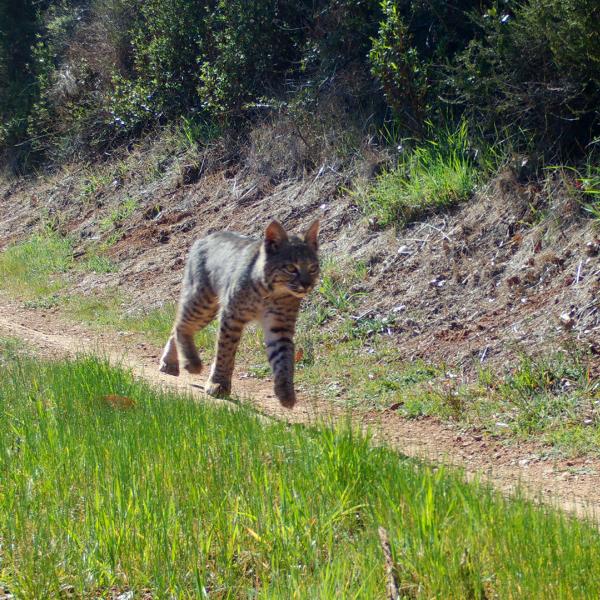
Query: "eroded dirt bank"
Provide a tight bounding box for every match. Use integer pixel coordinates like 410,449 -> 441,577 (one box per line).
1,160 -> 598,374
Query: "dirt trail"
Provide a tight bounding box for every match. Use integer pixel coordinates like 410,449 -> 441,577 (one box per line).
1,295 -> 599,521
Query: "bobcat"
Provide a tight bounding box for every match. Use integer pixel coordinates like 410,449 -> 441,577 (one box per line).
159,220 -> 320,408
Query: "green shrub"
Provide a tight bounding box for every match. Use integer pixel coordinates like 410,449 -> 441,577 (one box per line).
198,1 -> 309,116
108,0 -> 208,132
369,1 -> 426,136
368,0 -> 479,137
448,0 -> 600,156
0,0 -> 42,168
2,0 -> 599,169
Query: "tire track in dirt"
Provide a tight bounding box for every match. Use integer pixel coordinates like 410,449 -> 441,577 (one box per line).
1,295 -> 599,521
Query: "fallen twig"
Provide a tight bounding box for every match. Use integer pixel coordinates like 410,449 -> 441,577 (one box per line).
422,222 -> 452,241
480,346 -> 489,363
575,260 -> 583,285
378,526 -> 399,600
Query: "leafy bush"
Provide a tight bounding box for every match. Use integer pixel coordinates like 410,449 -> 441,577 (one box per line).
448,0 -> 600,156
24,0 -> 121,163
0,0 -> 43,168
1,0 -> 599,169
368,0 -> 480,137
369,1 -> 426,136
109,0 -> 208,132
198,1 -> 305,116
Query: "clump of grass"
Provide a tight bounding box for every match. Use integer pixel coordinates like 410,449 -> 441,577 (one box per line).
81,252 -> 118,274
361,121 -> 477,227
0,231 -> 117,304
100,196 -> 138,232
65,289 -> 125,329
67,294 -> 215,351
547,157 -> 600,221
1,347 -> 600,597
79,170 -> 112,199
574,161 -> 600,220
0,230 -> 73,298
393,350 -> 600,456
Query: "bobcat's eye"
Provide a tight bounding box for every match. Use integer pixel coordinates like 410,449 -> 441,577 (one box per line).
285,264 -> 298,274
308,264 -> 319,274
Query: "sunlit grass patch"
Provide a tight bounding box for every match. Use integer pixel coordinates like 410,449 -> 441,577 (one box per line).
0,231 -> 117,302
80,252 -> 118,274
360,122 -> 478,227
1,349 -> 600,597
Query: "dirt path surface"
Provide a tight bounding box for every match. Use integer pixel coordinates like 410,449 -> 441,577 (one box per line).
1,295 -> 599,521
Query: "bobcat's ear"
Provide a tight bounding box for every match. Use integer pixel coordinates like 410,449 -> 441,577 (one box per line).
264,220 -> 288,252
304,219 -> 320,252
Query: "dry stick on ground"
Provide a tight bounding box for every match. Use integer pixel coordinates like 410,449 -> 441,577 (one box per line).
422,221 -> 454,241
378,526 -> 400,600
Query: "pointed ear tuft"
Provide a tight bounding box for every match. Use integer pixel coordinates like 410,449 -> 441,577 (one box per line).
264,220 -> 288,252
304,219 -> 320,251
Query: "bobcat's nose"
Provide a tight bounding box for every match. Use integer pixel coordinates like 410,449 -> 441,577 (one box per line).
291,284 -> 307,296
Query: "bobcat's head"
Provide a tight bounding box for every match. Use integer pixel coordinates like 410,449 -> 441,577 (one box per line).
262,220 -> 320,298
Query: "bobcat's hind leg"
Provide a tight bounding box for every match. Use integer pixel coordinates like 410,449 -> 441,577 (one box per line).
174,292 -> 218,375
205,310 -> 245,397
159,335 -> 180,376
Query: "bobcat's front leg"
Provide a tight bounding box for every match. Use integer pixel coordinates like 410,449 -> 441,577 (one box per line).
205,310 -> 244,397
261,310 -> 298,408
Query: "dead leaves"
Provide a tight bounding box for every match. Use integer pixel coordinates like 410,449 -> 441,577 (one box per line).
102,394 -> 136,409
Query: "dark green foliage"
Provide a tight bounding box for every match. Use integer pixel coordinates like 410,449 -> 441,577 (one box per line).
0,0 -> 44,167
369,0 -> 482,136
198,1 -> 305,116
448,0 -> 600,155
0,0 -> 598,170
25,1 -> 96,162
369,1 -> 426,136
109,0 -> 210,131
301,0 -> 380,75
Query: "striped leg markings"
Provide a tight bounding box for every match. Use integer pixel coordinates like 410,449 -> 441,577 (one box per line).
205,311 -> 245,397
174,291 -> 218,375
261,312 -> 297,408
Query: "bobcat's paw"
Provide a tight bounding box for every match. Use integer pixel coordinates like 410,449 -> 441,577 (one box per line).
204,380 -> 231,398
159,360 -> 180,377
275,386 -> 296,409
182,359 -> 203,375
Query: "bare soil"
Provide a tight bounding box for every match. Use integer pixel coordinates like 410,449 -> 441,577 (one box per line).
1,294 -> 599,520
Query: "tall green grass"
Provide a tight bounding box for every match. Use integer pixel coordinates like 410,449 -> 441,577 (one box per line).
1,345 -> 599,598
361,122 -> 478,227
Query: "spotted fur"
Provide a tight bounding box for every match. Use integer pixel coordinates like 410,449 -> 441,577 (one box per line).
159,220 -> 320,408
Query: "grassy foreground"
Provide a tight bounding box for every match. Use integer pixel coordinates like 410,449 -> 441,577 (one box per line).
0,340 -> 599,598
